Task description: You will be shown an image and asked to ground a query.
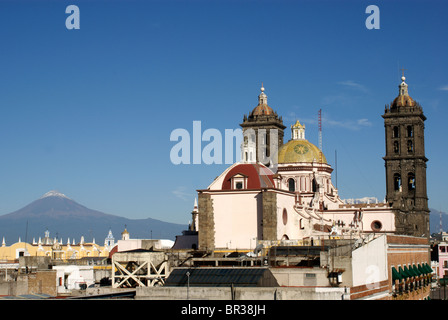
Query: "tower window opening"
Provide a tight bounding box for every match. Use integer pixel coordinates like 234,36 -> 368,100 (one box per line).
408,173 -> 415,191
394,173 -> 402,191
393,126 -> 400,138
288,178 -> 295,192
394,141 -> 400,154
407,140 -> 414,153
407,126 -> 413,137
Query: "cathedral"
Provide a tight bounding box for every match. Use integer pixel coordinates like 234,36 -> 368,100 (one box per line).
180,75 -> 429,252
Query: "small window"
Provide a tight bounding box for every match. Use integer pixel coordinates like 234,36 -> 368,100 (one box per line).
305,273 -> 316,278
394,173 -> 402,191
288,179 -> 295,192
407,140 -> 414,153
408,173 -> 415,191
235,182 -> 243,190
407,126 -> 413,137
394,141 -> 400,153
371,220 -> 382,232
393,126 -> 400,138
282,208 -> 288,225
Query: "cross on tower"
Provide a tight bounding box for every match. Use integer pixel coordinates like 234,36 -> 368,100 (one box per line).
400,67 -> 407,78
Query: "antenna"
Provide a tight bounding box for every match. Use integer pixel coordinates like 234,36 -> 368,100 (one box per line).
318,109 -> 323,164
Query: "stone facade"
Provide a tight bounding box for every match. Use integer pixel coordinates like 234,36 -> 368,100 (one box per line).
262,190 -> 277,241
382,76 -> 429,237
198,193 -> 214,251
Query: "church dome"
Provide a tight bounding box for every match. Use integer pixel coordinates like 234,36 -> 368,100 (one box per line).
251,104 -> 274,116
391,76 -> 416,108
277,139 -> 327,164
277,119 -> 326,164
391,95 -> 416,108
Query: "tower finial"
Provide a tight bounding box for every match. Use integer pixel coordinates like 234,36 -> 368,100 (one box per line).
258,83 -> 267,105
398,70 -> 409,96
400,67 -> 407,78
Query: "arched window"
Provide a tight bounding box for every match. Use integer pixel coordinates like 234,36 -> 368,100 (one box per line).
394,173 -> 402,191
393,126 -> 400,138
394,141 -> 400,153
407,125 -> 413,137
288,178 -> 295,192
407,140 -> 414,153
408,173 -> 415,191
281,234 -> 289,240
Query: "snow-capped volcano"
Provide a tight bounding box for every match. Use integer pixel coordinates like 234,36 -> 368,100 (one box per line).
0,191 -> 187,243
40,190 -> 71,200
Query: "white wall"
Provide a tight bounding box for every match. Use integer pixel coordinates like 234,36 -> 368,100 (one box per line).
276,192 -> 299,240
212,192 -> 260,250
351,235 -> 388,287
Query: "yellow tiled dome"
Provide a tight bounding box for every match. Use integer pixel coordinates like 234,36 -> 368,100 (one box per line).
277,139 -> 326,164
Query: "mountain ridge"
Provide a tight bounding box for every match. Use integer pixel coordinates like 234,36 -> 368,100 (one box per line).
0,191 -> 187,244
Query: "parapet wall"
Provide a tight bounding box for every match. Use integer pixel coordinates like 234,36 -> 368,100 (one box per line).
135,286 -> 346,300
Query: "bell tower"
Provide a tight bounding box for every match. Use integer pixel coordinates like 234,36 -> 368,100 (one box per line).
382,74 -> 429,237
240,84 -> 286,167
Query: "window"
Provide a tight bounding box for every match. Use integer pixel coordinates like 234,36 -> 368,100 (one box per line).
394,141 -> 400,153
394,173 -> 402,191
407,126 -> 413,137
371,220 -> 382,232
288,178 -> 295,192
408,173 -> 415,191
282,208 -> 288,225
407,140 -> 414,153
393,126 -> 400,138
231,174 -> 247,190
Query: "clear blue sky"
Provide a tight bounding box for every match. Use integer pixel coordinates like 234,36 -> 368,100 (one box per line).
0,0 -> 446,225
